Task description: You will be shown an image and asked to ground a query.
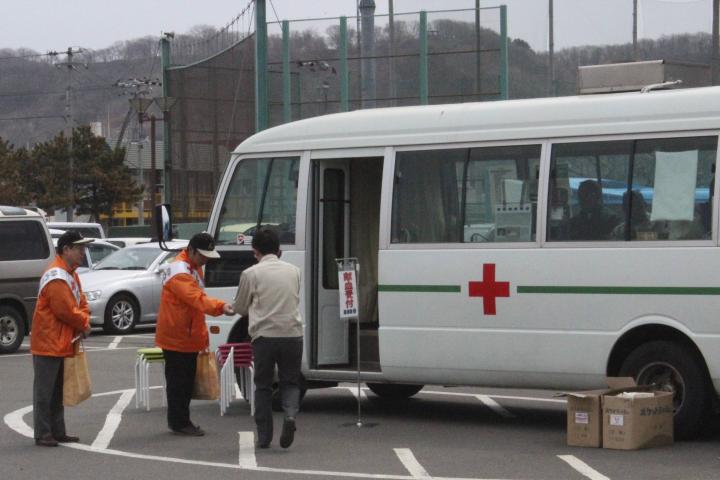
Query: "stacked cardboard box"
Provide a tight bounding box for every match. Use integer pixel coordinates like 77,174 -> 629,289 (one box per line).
562,377 -> 674,450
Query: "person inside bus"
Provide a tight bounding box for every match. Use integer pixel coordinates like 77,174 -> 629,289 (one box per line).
612,190 -> 658,240
569,179 -> 619,240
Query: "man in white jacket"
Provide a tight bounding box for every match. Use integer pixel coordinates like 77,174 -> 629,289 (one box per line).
233,228 -> 302,449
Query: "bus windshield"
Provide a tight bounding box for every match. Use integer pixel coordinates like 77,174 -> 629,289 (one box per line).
215,157 -> 300,245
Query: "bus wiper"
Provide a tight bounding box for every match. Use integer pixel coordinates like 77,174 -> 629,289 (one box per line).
95,267 -> 119,270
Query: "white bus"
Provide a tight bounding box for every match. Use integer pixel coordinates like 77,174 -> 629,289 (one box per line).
203,86 -> 720,439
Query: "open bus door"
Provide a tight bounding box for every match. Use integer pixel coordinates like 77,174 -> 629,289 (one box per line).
313,160 -> 350,366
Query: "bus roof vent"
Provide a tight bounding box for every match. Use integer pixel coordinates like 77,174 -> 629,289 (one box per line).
577,60 -> 710,94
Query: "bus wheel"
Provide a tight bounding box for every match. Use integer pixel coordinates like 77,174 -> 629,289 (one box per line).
366,383 -> 423,399
619,340 -> 710,439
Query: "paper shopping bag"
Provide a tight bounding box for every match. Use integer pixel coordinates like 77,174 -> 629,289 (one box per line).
192,351 -> 220,400
63,340 -> 92,406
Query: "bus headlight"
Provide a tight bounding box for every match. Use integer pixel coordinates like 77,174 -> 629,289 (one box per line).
84,290 -> 102,302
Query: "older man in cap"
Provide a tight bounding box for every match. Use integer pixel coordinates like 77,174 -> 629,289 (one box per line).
31,231 -> 94,447
155,232 -> 234,436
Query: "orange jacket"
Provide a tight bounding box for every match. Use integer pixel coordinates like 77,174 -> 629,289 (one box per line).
30,256 -> 90,357
155,250 -> 225,352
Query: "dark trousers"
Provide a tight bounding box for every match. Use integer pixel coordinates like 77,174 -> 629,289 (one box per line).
162,350 -> 198,431
252,336 -> 303,443
33,355 -> 66,439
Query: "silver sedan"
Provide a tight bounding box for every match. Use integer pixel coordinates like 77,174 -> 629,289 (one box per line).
79,240 -> 188,334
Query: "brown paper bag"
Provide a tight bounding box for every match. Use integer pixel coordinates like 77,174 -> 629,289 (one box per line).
63,340 -> 92,406
192,350 -> 219,400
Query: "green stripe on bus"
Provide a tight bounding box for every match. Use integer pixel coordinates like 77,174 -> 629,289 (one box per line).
517,286 -> 720,295
378,285 -> 461,293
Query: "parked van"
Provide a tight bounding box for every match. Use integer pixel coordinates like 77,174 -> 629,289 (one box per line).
0,206 -> 54,353
47,221 -> 105,239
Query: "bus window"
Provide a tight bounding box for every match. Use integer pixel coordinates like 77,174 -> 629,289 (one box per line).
215,157 -> 300,245
547,135 -> 717,242
391,144 -> 540,243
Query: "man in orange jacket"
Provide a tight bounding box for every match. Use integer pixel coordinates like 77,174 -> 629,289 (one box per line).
31,231 -> 93,447
155,232 -> 234,436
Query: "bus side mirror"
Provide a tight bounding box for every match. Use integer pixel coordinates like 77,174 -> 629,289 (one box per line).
154,203 -> 173,244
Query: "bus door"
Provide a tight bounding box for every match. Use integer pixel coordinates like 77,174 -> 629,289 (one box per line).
314,160 -> 350,366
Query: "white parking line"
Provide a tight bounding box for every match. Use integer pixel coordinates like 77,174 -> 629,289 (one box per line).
558,455 -> 610,480
394,448 -> 431,478
4,388 -> 553,480
422,390 -> 566,404
475,395 -> 515,419
341,386 -> 368,401
91,390 -> 135,450
0,346 -> 138,358
238,431 -> 257,467
108,336 -> 123,350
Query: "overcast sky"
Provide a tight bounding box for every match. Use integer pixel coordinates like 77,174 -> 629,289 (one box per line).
1,0 -> 713,53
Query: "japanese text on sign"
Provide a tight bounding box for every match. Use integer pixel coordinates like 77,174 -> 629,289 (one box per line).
338,268 -> 359,319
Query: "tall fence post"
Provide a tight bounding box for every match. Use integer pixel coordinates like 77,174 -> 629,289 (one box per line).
282,20 -> 291,123
340,16 -> 349,112
419,10 -> 428,105
255,0 -> 268,132
499,5 -> 509,100
161,36 -> 172,204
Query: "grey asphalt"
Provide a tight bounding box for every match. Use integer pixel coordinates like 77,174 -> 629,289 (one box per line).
2,332 -> 720,480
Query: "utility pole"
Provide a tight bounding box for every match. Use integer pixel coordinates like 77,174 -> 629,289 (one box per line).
116,78 -> 157,226
55,47 -> 86,221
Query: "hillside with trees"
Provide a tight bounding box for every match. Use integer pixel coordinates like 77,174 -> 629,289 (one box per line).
0,23 -> 714,148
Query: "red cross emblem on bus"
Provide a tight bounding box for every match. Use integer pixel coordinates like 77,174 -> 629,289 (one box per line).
468,263 -> 510,315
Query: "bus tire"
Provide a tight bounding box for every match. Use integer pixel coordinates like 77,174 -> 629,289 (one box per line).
619,340 -> 710,440
366,383 -> 423,399
0,305 -> 25,354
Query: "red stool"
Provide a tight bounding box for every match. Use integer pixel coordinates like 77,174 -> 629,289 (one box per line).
216,343 -> 254,416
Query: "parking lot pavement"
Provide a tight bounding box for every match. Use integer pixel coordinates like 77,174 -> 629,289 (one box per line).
2,333 -> 720,480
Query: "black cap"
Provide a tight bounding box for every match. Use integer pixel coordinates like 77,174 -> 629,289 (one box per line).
189,232 -> 220,259
57,231 -> 94,251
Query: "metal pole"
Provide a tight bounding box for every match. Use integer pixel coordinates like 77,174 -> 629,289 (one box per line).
161,37 -> 171,204
548,0 -> 554,96
340,16 -> 349,112
359,0 -> 377,109
356,312 -> 362,427
255,0 -> 268,132
475,0 -> 482,98
419,10 -> 428,105
150,115 -> 157,205
138,119 -> 144,226
389,0 -> 396,105
499,5 -> 509,100
633,0 -> 638,61
64,48 -> 75,221
713,0 -> 719,84
282,20 -> 291,123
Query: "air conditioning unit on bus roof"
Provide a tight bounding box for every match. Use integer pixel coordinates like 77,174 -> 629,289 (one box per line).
577,60 -> 710,94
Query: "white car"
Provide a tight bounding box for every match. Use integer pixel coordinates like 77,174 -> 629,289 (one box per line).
106,237 -> 152,248
47,221 -> 105,239
51,237 -> 120,273
79,240 -> 188,334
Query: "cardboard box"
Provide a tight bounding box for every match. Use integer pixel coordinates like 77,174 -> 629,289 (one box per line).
563,377 -> 636,448
602,390 -> 674,450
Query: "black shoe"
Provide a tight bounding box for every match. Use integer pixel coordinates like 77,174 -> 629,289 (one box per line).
55,434 -> 80,443
171,424 -> 205,436
35,435 -> 59,447
279,417 -> 296,448
255,439 -> 270,449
